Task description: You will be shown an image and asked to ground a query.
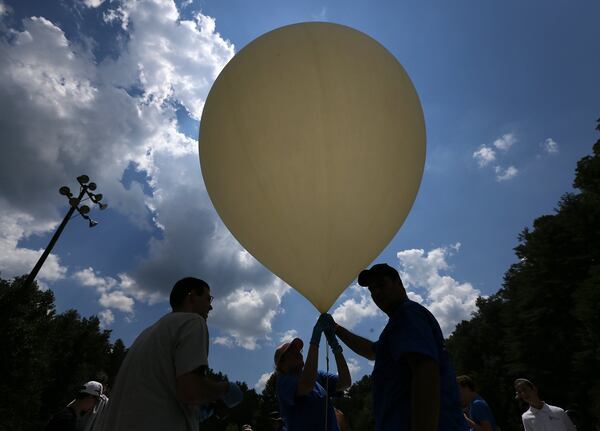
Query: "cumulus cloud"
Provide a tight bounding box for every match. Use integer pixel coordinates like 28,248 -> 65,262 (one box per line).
473,146 -> 496,167
495,165 -> 518,181
0,0 -> 292,346
73,267 -> 136,316
207,279 -> 289,350
347,357 -> 361,378
255,372 -> 273,392
542,138 -> 559,154
332,286 -> 382,329
0,207 -> 67,283
81,0 -> 105,7
396,244 -> 480,336
280,329 -> 299,344
473,133 -> 519,181
493,133 -> 517,151
98,309 -> 115,327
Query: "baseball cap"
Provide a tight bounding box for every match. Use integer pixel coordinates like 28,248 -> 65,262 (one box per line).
78,381 -> 103,398
357,263 -> 400,287
274,338 -> 303,366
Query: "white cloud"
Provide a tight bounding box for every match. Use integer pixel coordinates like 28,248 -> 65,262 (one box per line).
473,146 -> 496,167
99,291 -> 135,313
280,329 -> 299,344
255,372 -> 273,392
81,0 -> 105,7
346,357 -> 361,378
208,279 -> 290,350
98,309 -> 115,327
493,133 -> 517,151
396,244 -> 480,336
332,286 -> 382,329
543,138 -> 559,154
0,206 -> 67,283
213,336 -> 234,348
495,165 -> 518,181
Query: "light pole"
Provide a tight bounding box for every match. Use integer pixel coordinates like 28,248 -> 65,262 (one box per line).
23,175 -> 108,288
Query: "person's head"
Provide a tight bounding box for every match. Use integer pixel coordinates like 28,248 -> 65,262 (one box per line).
74,381 -> 102,414
514,378 -> 539,405
169,277 -> 213,319
456,375 -> 477,407
358,263 -> 407,316
274,338 -> 304,375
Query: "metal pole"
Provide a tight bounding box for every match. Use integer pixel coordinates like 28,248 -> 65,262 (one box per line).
23,187 -> 86,288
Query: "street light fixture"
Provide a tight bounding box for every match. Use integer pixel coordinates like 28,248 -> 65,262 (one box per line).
23,174 -> 108,288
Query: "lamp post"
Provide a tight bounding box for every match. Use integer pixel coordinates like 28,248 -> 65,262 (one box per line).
23,175 -> 108,288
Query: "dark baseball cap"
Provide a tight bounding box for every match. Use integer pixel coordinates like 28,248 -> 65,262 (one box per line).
357,263 -> 400,286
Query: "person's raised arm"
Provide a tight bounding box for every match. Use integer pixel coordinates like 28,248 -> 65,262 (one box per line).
334,323 -> 376,360
322,314 -> 351,391
407,352 -> 440,431
296,318 -> 325,396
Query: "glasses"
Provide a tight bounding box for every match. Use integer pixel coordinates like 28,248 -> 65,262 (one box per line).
188,290 -> 214,303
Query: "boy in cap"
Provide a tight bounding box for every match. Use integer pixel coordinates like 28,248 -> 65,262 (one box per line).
275,314 -> 351,431
333,263 -> 468,431
44,381 -> 102,431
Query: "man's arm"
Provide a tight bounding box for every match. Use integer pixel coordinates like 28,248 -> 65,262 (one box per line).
464,415 -> 493,431
296,343 -> 319,396
334,324 -> 376,360
176,369 -> 229,405
407,352 -> 440,431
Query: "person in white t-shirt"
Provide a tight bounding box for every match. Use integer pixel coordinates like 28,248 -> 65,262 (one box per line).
96,277 -> 243,431
514,378 -> 576,431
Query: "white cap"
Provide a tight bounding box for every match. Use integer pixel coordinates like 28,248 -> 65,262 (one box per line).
79,381 -> 103,397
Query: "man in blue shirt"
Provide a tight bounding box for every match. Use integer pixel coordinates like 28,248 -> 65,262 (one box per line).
334,263 -> 468,431
456,375 -> 497,431
275,315 -> 351,431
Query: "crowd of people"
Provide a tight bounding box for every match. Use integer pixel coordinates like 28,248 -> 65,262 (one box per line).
44,264 -> 582,431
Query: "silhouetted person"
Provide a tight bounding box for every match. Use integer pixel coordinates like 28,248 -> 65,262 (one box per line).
44,382 -> 103,431
333,263 -> 468,431
456,375 -> 497,431
275,314 -> 351,431
96,277 -> 242,431
514,378 -> 576,431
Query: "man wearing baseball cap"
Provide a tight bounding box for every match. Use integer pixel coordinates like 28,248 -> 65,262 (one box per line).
96,277 -> 242,431
333,263 -> 468,431
44,381 -> 103,431
274,314 -> 351,431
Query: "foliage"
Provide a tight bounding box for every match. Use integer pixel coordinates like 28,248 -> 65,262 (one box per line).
0,276 -> 127,431
447,118 -> 600,431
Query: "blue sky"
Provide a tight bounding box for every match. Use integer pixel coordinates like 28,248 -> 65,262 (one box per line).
1,0 -> 599,391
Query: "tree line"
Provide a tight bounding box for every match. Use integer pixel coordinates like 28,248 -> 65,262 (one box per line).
1,119 -> 598,430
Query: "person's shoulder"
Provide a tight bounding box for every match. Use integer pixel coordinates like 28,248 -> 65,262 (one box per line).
522,408 -> 535,419
545,403 -> 566,414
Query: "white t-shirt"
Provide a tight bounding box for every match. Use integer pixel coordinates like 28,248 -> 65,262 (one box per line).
96,312 -> 209,431
521,403 -> 577,431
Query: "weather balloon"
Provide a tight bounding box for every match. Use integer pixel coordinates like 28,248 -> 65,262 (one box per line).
199,22 -> 425,312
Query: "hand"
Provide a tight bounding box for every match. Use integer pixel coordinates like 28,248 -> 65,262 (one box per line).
321,314 -> 342,354
197,404 -> 214,422
222,381 -> 243,408
310,314 -> 327,346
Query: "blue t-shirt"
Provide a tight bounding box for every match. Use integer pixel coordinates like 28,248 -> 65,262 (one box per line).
372,300 -> 468,431
276,370 -> 340,431
469,395 -> 497,431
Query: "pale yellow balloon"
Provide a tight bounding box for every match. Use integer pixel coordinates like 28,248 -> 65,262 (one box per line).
199,22 -> 425,312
